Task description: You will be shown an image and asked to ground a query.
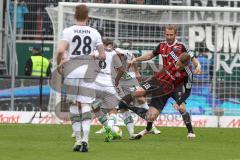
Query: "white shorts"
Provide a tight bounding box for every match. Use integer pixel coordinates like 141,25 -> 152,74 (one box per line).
64,65 -> 96,104
94,83 -> 123,109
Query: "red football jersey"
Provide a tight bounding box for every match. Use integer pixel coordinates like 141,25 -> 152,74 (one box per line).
152,40 -> 193,87
154,62 -> 187,89
152,40 -> 193,68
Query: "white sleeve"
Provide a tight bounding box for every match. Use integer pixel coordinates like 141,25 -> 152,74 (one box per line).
60,28 -> 70,42
95,31 -> 103,46
113,54 -> 123,68
126,51 -> 133,61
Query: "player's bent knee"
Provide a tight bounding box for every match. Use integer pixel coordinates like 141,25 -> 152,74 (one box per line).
178,103 -> 186,113
146,114 -> 157,122
136,96 -> 146,104
133,87 -> 146,97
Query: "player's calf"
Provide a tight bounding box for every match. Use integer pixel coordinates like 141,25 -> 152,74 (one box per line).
119,100 -> 148,119
146,107 -> 159,122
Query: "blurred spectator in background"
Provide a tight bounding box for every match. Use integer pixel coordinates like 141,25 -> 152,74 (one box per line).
10,0 -> 29,39
24,45 -> 51,77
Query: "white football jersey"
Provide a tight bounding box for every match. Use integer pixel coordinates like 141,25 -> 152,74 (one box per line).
61,25 -> 102,60
95,49 -> 122,87
115,48 -> 136,79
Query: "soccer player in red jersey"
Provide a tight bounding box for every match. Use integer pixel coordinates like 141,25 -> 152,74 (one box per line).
120,25 -> 201,139
119,53 -> 194,139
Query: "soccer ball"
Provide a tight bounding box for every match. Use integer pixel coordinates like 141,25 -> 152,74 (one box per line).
112,126 -> 123,140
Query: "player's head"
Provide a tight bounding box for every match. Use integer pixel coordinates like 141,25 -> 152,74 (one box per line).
165,25 -> 177,45
176,53 -> 190,70
32,45 -> 41,55
75,4 -> 89,22
103,39 -> 114,50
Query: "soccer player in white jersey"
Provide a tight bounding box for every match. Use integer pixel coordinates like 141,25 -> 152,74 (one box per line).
56,4 -> 105,152
115,48 -> 161,136
91,39 -> 125,142
95,47 -> 161,137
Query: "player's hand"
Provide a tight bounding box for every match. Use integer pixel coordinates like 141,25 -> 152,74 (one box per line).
57,59 -> 67,75
127,58 -> 137,69
194,65 -> 201,74
98,53 -> 106,61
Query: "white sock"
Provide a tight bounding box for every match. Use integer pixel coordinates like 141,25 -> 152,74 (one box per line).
122,111 -> 134,135
70,105 -> 81,144
108,113 -> 117,131
136,102 -> 149,110
72,122 -> 81,144
152,123 -> 156,129
81,104 -> 92,143
127,123 -> 134,135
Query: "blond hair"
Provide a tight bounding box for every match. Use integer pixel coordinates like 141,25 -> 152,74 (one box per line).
165,25 -> 177,34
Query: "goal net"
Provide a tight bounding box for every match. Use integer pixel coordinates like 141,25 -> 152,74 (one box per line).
46,3 -> 240,117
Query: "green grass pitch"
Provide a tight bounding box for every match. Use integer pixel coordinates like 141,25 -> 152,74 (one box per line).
0,124 -> 240,160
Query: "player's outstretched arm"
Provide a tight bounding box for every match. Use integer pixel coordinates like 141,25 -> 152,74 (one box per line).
128,52 -> 155,68
191,57 -> 201,74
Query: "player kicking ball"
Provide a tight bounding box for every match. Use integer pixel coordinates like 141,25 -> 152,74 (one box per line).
115,47 -> 161,137
119,53 -> 194,140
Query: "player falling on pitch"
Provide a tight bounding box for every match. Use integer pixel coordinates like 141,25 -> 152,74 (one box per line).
129,25 -> 201,138
119,53 -> 197,139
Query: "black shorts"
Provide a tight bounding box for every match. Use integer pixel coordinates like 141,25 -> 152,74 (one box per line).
140,77 -> 173,112
172,81 -> 192,104
141,76 -> 191,112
